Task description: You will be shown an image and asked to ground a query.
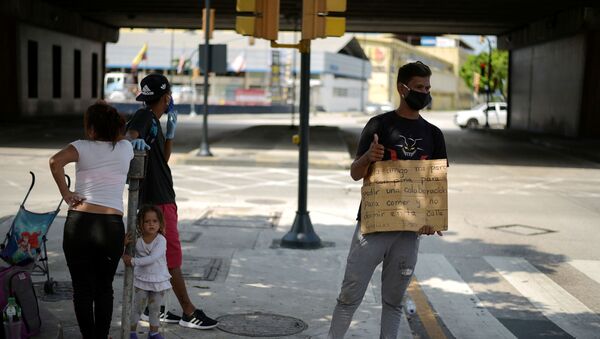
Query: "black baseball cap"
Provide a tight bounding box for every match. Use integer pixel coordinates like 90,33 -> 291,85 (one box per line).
135,73 -> 171,102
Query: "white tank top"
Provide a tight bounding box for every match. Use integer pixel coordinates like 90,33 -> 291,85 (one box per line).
70,140 -> 134,212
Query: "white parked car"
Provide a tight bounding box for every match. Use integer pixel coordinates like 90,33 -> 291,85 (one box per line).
454,102 -> 508,129
365,102 -> 394,115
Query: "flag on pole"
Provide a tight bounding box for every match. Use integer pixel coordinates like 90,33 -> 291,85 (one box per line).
177,54 -> 187,74
131,43 -> 148,72
230,52 -> 246,73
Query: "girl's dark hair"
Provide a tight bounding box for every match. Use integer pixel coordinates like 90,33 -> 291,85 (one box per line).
397,61 -> 432,85
83,100 -> 125,145
136,205 -> 166,235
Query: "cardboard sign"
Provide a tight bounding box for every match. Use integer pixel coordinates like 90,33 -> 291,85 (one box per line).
360,159 -> 448,234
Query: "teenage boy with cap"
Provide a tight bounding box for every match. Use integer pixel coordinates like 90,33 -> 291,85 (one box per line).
127,73 -> 218,330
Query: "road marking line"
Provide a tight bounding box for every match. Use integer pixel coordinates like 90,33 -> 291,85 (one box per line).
485,256 -> 600,339
569,259 -> 600,285
415,253 -> 516,339
407,278 -> 446,339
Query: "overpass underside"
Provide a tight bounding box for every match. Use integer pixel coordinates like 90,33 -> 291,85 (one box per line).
1,0 -> 599,137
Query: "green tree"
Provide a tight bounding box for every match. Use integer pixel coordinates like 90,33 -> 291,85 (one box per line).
459,49 -> 508,98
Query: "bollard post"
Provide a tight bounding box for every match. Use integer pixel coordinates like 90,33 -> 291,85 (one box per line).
120,150 -> 146,339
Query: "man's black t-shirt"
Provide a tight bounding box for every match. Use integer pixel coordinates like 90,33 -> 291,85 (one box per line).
356,111 -> 447,220
127,108 -> 176,205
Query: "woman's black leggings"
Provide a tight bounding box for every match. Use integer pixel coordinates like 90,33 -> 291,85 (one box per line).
63,210 -> 124,339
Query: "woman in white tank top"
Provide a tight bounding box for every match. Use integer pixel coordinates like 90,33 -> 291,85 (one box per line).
49,101 -> 133,339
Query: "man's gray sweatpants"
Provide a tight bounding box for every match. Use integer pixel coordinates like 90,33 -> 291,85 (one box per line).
328,223 -> 420,339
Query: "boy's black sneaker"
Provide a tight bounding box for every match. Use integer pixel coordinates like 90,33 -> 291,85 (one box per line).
140,306 -> 181,324
179,309 -> 218,329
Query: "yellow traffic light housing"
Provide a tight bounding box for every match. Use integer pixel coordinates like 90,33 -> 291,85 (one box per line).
302,0 -> 346,40
235,0 -> 280,41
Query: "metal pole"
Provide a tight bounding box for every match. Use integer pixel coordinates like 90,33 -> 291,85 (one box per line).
120,150 -> 146,339
281,40 -> 321,249
190,75 -> 197,116
485,37 -> 492,129
360,33 -> 366,113
198,0 -> 213,156
169,29 -> 174,82
290,17 -> 298,129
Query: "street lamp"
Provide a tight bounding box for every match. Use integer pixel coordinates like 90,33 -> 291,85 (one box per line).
480,35 -> 493,129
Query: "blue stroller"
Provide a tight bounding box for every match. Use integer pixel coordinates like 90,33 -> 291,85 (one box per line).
0,172 -> 69,294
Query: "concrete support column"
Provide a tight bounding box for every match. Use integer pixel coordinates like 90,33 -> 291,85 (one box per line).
0,17 -> 18,120
581,31 -> 600,138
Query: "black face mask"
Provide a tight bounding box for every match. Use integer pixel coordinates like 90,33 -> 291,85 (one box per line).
402,85 -> 432,111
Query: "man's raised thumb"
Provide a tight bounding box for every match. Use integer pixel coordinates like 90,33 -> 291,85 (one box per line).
373,133 -> 379,144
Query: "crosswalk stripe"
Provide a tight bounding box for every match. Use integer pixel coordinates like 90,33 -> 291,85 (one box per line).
415,253 -> 516,339
485,256 -> 600,339
569,259 -> 600,284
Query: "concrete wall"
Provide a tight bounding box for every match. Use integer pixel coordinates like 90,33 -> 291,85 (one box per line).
17,23 -> 104,116
318,74 -> 365,112
509,34 -> 585,137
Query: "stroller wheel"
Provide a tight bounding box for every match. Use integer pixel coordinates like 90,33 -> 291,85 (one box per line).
44,279 -> 56,294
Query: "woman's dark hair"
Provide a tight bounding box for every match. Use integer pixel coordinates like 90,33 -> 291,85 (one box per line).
397,61 -> 432,85
136,205 -> 166,235
83,100 -> 125,145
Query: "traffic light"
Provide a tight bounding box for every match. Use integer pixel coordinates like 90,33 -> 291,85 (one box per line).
302,0 -> 346,40
235,0 -> 280,41
480,62 -> 486,76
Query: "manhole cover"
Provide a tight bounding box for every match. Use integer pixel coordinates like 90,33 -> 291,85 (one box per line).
245,199 -> 286,205
217,312 -> 307,337
489,224 -> 556,236
195,209 -> 281,229
33,281 -> 73,302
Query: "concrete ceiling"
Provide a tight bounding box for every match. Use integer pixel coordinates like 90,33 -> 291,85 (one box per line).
43,0 -> 597,35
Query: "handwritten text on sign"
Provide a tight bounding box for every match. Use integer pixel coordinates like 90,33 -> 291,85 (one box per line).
360,159 -> 448,234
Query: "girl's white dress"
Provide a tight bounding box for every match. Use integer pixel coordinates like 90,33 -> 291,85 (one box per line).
131,234 -> 171,292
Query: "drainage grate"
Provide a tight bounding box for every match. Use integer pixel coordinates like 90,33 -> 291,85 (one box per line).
116,256 -> 225,281
182,257 -> 223,281
245,199 -> 286,205
194,209 -> 281,229
489,224 -> 556,236
179,231 -> 202,243
33,281 -> 73,302
216,312 -> 307,337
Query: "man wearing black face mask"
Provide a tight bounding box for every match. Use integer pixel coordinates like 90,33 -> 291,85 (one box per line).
328,61 -> 447,339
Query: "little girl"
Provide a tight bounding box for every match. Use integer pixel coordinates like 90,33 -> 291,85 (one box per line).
122,205 -> 172,339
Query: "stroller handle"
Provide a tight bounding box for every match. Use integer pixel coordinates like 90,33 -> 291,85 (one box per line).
20,171 -> 36,206
21,171 -> 72,210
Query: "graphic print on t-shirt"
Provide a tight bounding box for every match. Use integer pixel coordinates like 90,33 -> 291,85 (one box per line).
147,119 -> 158,145
395,134 -> 424,157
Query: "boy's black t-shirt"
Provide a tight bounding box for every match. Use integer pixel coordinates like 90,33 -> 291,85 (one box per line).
356,111 -> 448,220
127,108 -> 176,205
